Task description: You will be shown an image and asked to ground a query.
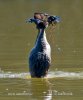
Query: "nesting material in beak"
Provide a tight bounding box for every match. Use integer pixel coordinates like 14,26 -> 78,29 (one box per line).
27,12 -> 61,28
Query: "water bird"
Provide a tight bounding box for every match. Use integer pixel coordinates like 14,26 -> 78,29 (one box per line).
26,13 -> 60,78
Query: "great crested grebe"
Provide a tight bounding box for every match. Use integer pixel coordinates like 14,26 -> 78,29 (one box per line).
27,13 -> 60,78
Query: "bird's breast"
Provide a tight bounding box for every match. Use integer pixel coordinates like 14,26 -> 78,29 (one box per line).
44,43 -> 51,59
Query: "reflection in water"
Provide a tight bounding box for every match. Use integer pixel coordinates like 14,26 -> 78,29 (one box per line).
27,78 -> 53,100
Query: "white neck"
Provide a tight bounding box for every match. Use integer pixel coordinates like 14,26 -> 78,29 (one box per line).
35,29 -> 49,50
34,28 -> 51,58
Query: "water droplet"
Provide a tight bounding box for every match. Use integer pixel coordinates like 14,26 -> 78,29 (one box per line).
58,47 -> 61,51
6,88 -> 8,91
23,91 -> 26,93
43,92 -> 46,94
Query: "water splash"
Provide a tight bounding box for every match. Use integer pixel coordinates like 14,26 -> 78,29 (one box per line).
47,71 -> 83,79
0,69 -> 83,80
0,69 -> 30,79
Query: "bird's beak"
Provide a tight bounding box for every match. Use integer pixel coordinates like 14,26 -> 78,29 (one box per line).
26,18 -> 34,23
26,18 -> 42,25
54,16 -> 61,23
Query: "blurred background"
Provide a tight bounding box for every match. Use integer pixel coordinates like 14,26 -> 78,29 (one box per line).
0,0 -> 83,72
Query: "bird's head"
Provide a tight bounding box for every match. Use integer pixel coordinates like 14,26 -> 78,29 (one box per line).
26,12 -> 61,29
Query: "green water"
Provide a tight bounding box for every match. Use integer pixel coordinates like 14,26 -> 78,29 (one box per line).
0,0 -> 83,100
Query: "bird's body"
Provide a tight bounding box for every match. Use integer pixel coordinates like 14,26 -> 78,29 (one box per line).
29,29 -> 51,78
27,12 -> 60,78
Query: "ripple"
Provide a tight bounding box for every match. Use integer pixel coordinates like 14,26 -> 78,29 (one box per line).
47,71 -> 83,79
0,70 -> 83,79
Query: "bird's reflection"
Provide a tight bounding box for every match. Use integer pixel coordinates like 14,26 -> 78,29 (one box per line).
26,78 -> 53,100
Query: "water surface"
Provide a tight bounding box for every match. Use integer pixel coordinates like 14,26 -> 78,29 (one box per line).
0,0 -> 83,100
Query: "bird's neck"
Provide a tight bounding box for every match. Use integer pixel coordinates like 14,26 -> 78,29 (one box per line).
35,29 -> 49,50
